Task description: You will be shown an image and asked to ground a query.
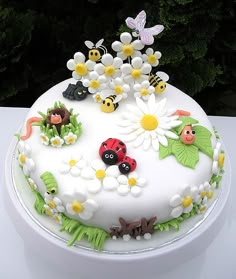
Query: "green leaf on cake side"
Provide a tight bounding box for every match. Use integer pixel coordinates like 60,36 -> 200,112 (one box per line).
174,116 -> 199,135
33,191 -> 46,215
210,173 -> 223,188
193,125 -> 213,158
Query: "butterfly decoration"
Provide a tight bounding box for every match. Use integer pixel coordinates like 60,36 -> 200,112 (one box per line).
126,10 -> 164,45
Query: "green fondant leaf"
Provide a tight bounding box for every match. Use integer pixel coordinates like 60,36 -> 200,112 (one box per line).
159,138 -> 175,159
172,141 -> 199,168
175,116 -> 199,135
15,133 -> 20,141
210,174 -> 222,188
33,191 -> 45,215
193,125 -> 213,158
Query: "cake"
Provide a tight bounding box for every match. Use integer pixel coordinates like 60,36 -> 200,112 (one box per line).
14,10 -> 225,251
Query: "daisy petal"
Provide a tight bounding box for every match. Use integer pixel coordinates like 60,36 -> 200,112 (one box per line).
117,175 -> 128,184
74,52 -> 85,63
103,177 -> 119,190
81,167 -> 94,179
92,159 -> 106,171
79,210 -> 93,220
169,194 -> 182,207
67,59 -> 76,71
171,206 -> 183,218
120,32 -> 132,44
131,186 -> 142,197
102,54 -> 113,66
158,135 -> 168,147
88,179 -> 102,194
70,166 -> 81,177
112,41 -> 123,52
94,63 -> 105,75
106,165 -> 120,177
117,185 -> 130,196
165,131 -> 179,139
131,57 -> 142,69
83,199 -> 98,212
152,138 -> 160,151
59,164 -> 70,174
132,40 -> 144,50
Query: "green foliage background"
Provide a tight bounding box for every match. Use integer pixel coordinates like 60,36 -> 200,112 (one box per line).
0,0 -> 235,115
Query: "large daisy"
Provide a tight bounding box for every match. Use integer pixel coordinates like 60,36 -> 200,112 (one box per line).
119,95 -> 182,151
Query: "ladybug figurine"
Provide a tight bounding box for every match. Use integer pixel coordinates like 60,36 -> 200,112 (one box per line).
180,125 -> 196,145
99,138 -> 126,165
118,156 -> 137,174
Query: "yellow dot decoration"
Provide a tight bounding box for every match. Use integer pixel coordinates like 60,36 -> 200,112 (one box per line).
181,196 -> 193,208
128,177 -> 137,186
140,88 -> 148,96
75,63 -> 88,76
114,85 -> 123,94
147,54 -> 157,64
69,159 -> 77,167
140,114 -> 158,131
218,153 -> 225,168
95,169 -> 106,179
19,154 -> 26,164
131,69 -> 141,79
122,44 -> 134,56
71,201 -> 84,213
48,200 -> 56,209
105,66 -> 115,76
90,80 -> 100,89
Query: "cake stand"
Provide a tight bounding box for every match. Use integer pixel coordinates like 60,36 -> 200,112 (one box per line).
4,136 -> 231,279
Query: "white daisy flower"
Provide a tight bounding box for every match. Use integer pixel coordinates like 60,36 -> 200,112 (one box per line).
82,71 -> 107,94
93,92 -> 103,103
44,205 -> 54,217
199,181 -> 215,204
44,193 -> 65,213
119,95 -> 181,151
52,213 -> 62,225
27,177 -> 37,190
121,57 -> 151,85
142,48 -> 162,67
62,188 -> 98,220
59,153 -> 86,177
66,52 -> 96,80
109,77 -> 130,100
133,80 -> 155,101
50,136 -> 64,148
112,32 -> 144,60
18,141 -> 35,176
117,172 -> 146,197
81,159 -> 120,193
40,133 -> 49,145
94,54 -> 123,80
212,142 -> 224,175
64,132 -> 77,145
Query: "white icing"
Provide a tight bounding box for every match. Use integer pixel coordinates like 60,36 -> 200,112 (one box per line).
18,79 -> 216,231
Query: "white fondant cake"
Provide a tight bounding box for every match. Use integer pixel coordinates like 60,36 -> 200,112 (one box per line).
14,10 -> 225,250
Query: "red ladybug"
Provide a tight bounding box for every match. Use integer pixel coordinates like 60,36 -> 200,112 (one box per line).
118,156 -> 137,174
99,138 -> 127,165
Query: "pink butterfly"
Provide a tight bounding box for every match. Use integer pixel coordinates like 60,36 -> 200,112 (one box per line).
126,10 -> 164,45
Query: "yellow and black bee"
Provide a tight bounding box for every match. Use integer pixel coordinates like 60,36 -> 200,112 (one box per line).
100,95 -> 122,113
84,39 -> 107,62
149,71 -> 169,94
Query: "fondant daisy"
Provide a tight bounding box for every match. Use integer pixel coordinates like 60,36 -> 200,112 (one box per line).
93,92 -> 103,103
119,95 -> 181,151
199,181 -> 215,204
67,52 -> 96,80
50,136 -> 64,148
169,185 -> 199,218
52,213 -> 62,225
112,32 -> 144,60
59,153 -> 86,177
121,57 -> 151,84
27,177 -> 37,190
82,71 -> 107,94
133,80 -> 155,101
212,142 -> 224,175
44,193 -> 65,213
64,132 -> 77,145
109,77 -> 130,100
81,159 -> 120,193
142,48 -> 162,67
117,172 -> 146,197
62,188 -> 98,220
40,133 -> 49,145
18,141 -> 35,176
94,54 -> 123,80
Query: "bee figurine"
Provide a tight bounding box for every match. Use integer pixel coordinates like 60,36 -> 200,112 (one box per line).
84,39 -> 107,62
100,95 -> 122,113
149,71 -> 169,94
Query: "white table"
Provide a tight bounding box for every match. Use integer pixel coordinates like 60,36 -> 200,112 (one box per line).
0,107 -> 235,279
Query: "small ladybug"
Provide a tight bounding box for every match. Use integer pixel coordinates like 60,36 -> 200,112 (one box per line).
99,138 -> 126,165
180,125 -> 196,145
118,156 -> 137,174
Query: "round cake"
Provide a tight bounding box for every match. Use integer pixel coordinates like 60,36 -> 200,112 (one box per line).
12,10 -> 225,251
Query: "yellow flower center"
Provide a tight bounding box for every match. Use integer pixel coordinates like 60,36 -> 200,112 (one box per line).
199,206 -> 206,213
140,88 -> 148,96
201,191 -> 207,198
28,181 -> 35,190
114,85 -> 123,94
105,65 -> 115,76
19,153 -> 26,164
48,200 -> 56,209
67,136 -> 76,144
54,215 -> 61,223
140,114 -> 158,131
207,191 -> 214,199
52,139 -> 61,146
90,79 -> 100,89
122,44 -> 134,56
181,196 -> 193,208
41,135 -> 48,142
69,159 -> 77,167
75,63 -> 87,76
95,95 -> 102,102
71,201 -> 84,213
147,54 -> 157,64
131,69 -> 141,79
128,177 -> 137,186
218,153 -> 225,168
46,208 -> 53,216
95,169 -> 106,179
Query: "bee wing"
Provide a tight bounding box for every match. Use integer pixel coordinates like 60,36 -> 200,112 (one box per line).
84,40 -> 94,49
113,95 -> 123,103
156,71 -> 169,82
95,38 -> 104,48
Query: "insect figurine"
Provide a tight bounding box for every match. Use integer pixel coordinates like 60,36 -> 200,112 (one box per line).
149,71 -> 169,94
84,39 -> 107,62
118,156 -> 137,174
99,138 -> 127,165
100,95 -> 122,113
180,125 -> 196,145
62,81 -> 88,101
40,171 -> 58,195
126,10 -> 164,45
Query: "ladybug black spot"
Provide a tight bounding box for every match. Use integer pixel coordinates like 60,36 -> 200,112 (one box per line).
116,147 -> 120,151
122,148 -> 126,153
119,142 -> 125,146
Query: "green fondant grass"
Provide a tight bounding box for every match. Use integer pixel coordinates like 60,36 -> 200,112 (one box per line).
33,191 -> 46,215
